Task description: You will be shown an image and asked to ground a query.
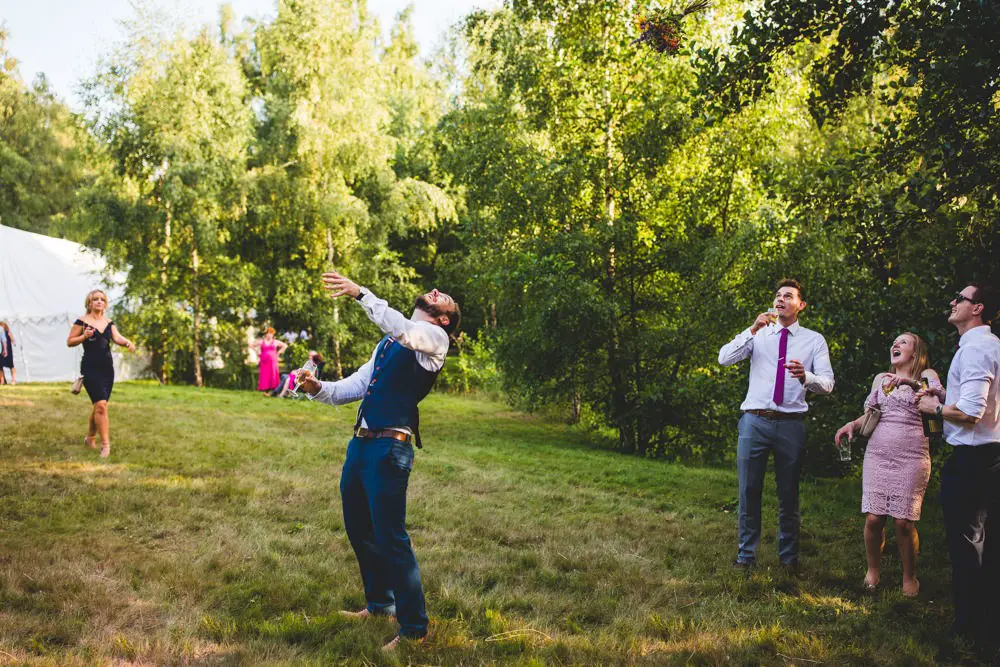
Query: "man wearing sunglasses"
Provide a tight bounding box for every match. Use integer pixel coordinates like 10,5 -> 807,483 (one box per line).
917,283 -> 1000,650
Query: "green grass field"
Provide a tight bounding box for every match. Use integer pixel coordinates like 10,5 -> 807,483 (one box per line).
0,383 -> 966,665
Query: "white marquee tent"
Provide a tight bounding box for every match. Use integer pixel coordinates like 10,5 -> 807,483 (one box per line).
0,224 -> 145,383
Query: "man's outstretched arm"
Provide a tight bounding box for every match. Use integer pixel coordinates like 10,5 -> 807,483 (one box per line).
323,270 -> 448,369
302,351 -> 374,405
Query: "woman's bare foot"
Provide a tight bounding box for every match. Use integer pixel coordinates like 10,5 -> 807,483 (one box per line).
863,570 -> 880,591
902,578 -> 919,597
84,436 -> 97,450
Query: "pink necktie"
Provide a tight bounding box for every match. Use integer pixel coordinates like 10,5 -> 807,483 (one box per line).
773,327 -> 788,406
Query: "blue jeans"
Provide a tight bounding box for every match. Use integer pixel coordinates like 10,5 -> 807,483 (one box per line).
340,436 -> 427,639
736,413 -> 806,564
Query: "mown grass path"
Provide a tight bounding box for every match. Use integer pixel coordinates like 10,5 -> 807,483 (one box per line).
1,383 -> 959,664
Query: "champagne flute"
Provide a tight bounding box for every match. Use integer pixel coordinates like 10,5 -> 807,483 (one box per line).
289,359 -> 319,397
766,307 -> 779,326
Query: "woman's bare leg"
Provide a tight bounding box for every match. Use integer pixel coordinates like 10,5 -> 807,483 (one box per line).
895,519 -> 920,596
864,513 -> 887,587
85,407 -> 98,448
93,401 -> 110,456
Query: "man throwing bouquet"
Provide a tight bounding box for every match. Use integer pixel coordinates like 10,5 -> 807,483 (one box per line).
298,270 -> 461,652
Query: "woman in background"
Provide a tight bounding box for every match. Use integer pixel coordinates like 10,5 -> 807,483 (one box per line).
251,327 -> 286,393
67,290 -> 135,458
0,321 -> 15,385
835,332 -> 943,596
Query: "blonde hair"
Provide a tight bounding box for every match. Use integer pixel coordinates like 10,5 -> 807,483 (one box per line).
85,289 -> 108,314
891,332 -> 930,380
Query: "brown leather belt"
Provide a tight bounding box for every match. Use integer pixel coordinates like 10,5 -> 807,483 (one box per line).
744,409 -> 806,421
354,427 -> 412,444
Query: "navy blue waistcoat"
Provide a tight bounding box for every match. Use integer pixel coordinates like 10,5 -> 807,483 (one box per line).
357,335 -> 441,447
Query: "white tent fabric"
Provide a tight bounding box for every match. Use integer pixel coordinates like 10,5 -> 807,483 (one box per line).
0,224 -> 143,382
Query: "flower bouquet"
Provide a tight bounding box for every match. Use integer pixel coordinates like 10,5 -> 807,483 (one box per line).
631,1 -> 710,55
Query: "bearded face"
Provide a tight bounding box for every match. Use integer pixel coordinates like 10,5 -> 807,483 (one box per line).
414,294 -> 449,319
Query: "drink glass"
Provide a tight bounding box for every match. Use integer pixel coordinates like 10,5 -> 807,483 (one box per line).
837,437 -> 852,462
289,359 -> 319,397
767,307 -> 778,325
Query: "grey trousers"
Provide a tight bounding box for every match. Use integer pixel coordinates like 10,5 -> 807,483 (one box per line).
735,412 -> 806,564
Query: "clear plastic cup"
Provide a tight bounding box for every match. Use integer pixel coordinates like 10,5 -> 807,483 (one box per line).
837,438 -> 852,462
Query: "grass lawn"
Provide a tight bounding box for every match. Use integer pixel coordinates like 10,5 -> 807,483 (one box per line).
0,382 -> 967,665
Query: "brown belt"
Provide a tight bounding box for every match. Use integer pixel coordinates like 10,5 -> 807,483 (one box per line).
354,427 -> 412,444
744,409 -> 806,421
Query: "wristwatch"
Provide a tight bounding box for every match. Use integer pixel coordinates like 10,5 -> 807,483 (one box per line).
935,404 -> 943,417
355,286 -> 370,301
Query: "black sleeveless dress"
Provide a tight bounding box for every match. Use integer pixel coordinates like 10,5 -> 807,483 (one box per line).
76,319 -> 115,404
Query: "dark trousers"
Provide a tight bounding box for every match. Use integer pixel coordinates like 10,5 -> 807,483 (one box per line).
940,443 -> 1000,640
736,412 -> 806,564
340,436 -> 427,639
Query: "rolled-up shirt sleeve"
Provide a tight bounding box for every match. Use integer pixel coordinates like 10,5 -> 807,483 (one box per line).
308,352 -> 375,406
719,328 -> 755,366
803,336 -> 835,395
955,352 -> 995,419
358,291 -> 449,372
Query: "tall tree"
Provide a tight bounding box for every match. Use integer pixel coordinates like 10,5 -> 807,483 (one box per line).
82,18 -> 254,385
241,0 -> 457,376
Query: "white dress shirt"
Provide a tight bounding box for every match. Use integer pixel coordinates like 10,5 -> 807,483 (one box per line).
718,320 -> 835,413
309,291 -> 450,423
944,325 -> 1000,447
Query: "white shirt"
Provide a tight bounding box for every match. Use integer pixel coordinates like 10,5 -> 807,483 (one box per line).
718,320 -> 835,413
309,291 -> 450,416
0,327 -> 6,356
944,325 -> 1000,447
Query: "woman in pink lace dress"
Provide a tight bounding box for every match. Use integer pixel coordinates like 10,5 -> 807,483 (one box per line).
251,327 -> 287,393
835,332 -> 944,597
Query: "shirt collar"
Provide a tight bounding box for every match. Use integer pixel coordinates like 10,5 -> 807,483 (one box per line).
959,325 -> 993,347
769,320 -> 801,335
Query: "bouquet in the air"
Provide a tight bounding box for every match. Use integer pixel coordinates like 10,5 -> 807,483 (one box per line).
632,1 -> 710,55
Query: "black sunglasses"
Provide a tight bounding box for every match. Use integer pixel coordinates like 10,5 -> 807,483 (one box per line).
953,293 -> 980,305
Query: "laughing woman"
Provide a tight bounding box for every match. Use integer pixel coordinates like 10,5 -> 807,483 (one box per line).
67,289 -> 135,458
835,332 -> 944,596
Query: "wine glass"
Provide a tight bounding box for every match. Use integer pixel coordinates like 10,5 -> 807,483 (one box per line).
288,359 -> 318,397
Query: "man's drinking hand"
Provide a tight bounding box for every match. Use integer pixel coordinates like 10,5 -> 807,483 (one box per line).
296,370 -> 321,396
751,312 -> 772,334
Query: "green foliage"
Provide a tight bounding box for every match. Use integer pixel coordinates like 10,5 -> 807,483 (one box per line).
435,332 -> 503,394
0,27 -> 100,236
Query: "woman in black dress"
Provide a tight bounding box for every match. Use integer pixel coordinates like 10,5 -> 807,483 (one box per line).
67,289 -> 135,458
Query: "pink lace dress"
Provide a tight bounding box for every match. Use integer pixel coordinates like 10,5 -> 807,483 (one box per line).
860,375 -> 942,520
